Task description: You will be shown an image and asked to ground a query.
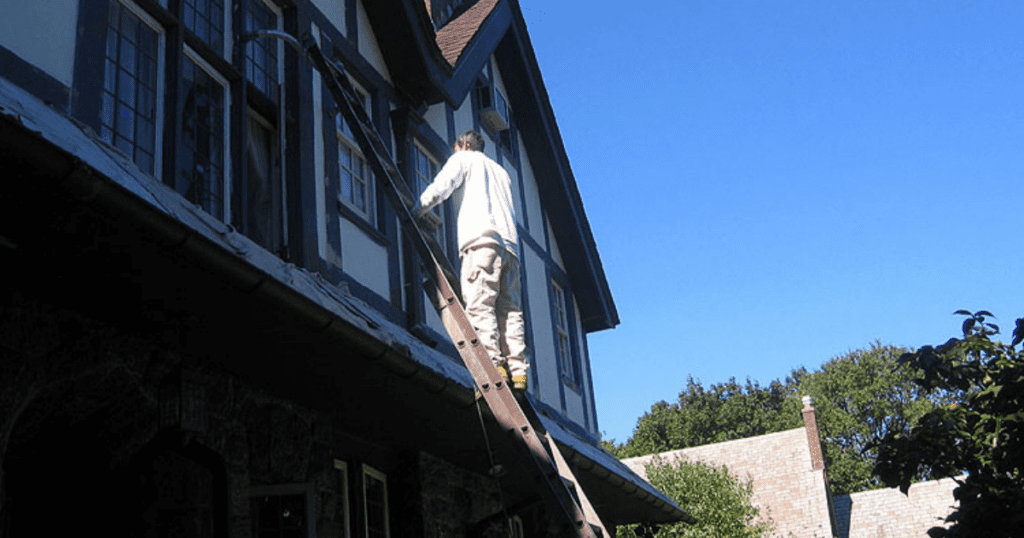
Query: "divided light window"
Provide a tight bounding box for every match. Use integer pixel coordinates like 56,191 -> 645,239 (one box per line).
183,0 -> 228,55
91,0 -> 290,258
101,0 -> 163,176
179,50 -> 229,219
362,465 -> 390,538
412,144 -> 449,257
238,0 -> 286,257
245,0 -> 280,103
552,279 -> 578,384
336,86 -> 375,224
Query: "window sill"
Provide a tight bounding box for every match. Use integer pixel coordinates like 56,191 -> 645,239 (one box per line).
337,200 -> 388,246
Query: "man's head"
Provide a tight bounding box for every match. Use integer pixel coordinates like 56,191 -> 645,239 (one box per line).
454,130 -> 485,152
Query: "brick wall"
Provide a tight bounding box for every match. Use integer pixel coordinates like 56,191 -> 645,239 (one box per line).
622,427 -> 834,538
833,477 -> 958,538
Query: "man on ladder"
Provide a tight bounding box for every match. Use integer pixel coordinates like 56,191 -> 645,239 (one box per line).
414,130 -> 529,392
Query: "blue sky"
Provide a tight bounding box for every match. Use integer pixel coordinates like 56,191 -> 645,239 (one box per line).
519,1 -> 1024,444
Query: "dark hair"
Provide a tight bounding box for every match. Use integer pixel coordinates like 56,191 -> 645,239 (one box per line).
456,130 -> 485,152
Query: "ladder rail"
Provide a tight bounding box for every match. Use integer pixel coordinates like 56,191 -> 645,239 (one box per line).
302,36 -> 607,538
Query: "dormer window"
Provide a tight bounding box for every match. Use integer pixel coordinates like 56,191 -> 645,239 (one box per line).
429,0 -> 476,29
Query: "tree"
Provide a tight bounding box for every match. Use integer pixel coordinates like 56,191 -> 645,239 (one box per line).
872,310 -> 1024,537
614,344 -> 949,496
616,377 -> 799,458
791,342 -> 949,495
617,458 -> 773,538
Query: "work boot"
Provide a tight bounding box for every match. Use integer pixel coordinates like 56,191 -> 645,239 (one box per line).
512,374 -> 528,392
496,363 -> 510,384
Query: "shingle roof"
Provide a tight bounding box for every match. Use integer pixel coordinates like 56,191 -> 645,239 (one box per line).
434,0 -> 502,66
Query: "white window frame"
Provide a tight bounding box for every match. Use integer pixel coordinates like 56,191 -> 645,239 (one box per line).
412,142 -> 450,256
552,279 -> 577,384
102,0 -> 166,177
336,84 -> 375,225
182,45 -> 232,220
335,460 -> 352,538
362,464 -> 390,538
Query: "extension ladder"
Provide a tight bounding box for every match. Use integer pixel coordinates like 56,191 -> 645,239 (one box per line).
302,36 -> 609,538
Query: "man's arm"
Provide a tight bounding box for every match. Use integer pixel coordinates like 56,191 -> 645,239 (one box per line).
415,153 -> 465,217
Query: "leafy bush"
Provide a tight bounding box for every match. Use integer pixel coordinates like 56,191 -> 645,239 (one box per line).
617,457 -> 774,538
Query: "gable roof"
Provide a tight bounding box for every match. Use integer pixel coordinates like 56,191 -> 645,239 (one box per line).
362,0 -> 619,331
434,0 -> 502,67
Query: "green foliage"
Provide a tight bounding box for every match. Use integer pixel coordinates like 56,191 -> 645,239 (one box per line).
613,343 -> 948,496
872,310 -> 1024,537
790,342 -> 947,495
617,458 -> 773,538
616,377 -> 799,458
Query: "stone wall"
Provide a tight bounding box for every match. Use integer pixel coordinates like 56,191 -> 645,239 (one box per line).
833,477 -> 958,538
622,427 -> 834,538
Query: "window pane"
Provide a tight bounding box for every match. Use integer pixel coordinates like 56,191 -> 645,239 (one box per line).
179,55 -> 226,217
365,474 -> 388,538
236,113 -> 284,254
102,0 -> 161,176
245,1 -> 279,102
183,0 -> 225,53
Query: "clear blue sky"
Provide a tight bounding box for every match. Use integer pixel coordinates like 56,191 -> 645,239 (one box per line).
520,1 -> 1024,444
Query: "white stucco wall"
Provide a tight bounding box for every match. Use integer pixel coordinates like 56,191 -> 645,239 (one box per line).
452,95 -> 474,140
340,219 -> 390,298
0,1 -> 79,87
547,221 -> 565,271
310,0 -> 345,35
424,103 -> 448,142
356,0 -> 391,83
524,244 -> 556,405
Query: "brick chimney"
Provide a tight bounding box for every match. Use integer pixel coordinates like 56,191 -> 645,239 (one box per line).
802,395 -> 825,471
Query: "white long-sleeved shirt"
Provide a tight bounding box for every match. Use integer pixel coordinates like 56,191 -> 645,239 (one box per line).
417,150 -> 519,257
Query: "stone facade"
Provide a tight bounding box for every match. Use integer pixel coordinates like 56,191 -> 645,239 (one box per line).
0,292 -> 501,538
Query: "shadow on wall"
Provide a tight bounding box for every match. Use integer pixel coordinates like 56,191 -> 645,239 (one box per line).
832,495 -> 852,538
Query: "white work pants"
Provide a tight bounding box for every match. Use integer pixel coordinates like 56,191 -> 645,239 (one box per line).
460,244 -> 529,377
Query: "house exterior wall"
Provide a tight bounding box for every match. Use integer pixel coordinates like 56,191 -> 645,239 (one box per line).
0,1 -> 78,87
0,3 -> 632,537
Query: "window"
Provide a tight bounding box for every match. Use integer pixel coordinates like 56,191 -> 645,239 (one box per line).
100,0 -> 164,176
240,111 -> 284,253
245,0 -> 280,104
335,460 -> 351,538
177,49 -> 230,219
182,0 -> 229,55
552,279 -> 579,384
250,486 -> 310,538
362,465 -> 389,538
412,143 -> 451,257
236,0 -> 287,257
337,86 -> 375,224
